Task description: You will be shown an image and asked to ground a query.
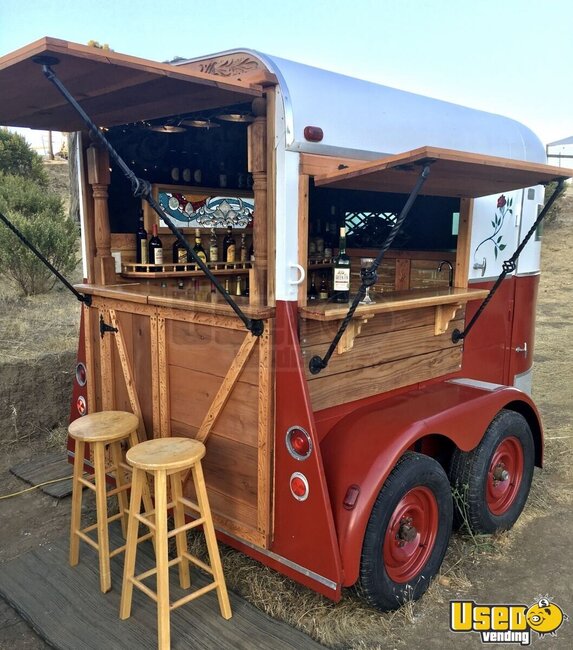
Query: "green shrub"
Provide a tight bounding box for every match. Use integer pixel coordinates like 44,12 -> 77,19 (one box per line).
0,129 -> 47,186
0,173 -> 78,295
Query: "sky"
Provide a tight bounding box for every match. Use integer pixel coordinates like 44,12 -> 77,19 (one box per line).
0,0 -> 571,147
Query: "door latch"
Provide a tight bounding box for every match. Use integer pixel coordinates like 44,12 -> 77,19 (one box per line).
515,342 -> 528,358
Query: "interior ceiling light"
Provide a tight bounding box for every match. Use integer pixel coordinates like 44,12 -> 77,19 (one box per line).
148,123 -> 186,133
216,112 -> 255,123
181,118 -> 220,129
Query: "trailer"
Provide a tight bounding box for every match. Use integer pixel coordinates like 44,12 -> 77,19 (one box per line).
0,37 -> 571,611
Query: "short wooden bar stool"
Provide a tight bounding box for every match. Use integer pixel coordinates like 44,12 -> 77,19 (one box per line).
120,437 -> 232,649
68,410 -> 146,593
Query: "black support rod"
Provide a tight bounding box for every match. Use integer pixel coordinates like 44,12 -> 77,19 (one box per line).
308,164 -> 431,375
452,179 -> 565,343
0,209 -> 91,305
34,56 -> 263,336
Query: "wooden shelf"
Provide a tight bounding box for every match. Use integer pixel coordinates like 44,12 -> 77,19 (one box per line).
299,287 -> 489,322
121,261 -> 252,279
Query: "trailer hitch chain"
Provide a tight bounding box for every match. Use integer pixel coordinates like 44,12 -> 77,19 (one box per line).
99,315 -> 118,338
452,179 -> 565,343
33,56 -> 263,338
309,164 -> 431,375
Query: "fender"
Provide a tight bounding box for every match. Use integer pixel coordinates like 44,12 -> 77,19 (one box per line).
320,378 -> 542,587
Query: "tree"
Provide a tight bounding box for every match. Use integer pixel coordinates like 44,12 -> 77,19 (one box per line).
0,173 -> 78,295
0,128 -> 47,185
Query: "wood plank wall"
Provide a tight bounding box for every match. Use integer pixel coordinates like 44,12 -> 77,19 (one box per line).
300,306 -> 464,411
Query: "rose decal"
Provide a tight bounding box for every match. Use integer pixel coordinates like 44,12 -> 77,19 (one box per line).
474,194 -> 512,261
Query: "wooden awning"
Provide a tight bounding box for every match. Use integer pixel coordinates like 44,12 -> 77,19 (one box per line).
315,146 -> 573,197
0,37 -> 263,131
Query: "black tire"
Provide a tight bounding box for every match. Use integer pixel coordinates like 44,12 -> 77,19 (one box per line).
357,452 -> 453,611
449,409 -> 535,534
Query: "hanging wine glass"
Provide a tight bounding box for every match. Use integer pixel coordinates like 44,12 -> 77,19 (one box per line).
360,257 -> 376,304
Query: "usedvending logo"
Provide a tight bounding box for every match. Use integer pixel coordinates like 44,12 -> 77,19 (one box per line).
450,596 -> 568,645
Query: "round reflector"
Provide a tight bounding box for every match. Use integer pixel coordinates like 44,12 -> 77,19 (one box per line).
76,395 -> 87,416
75,362 -> 87,387
289,472 -> 309,501
285,426 -> 312,461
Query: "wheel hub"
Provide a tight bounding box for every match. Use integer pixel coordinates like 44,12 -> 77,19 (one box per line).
492,463 -> 510,483
396,516 -> 418,546
487,436 -> 524,515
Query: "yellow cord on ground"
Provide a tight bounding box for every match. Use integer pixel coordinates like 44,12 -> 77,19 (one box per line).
0,475 -> 74,500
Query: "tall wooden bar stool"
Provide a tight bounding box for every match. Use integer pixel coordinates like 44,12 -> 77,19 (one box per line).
120,437 -> 232,649
68,410 -> 144,593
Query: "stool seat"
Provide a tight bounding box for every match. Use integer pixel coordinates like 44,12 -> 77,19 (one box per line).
69,411 -> 139,443
126,437 -> 206,472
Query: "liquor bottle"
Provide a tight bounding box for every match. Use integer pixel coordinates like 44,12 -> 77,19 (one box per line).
136,210 -> 148,264
249,241 -> 255,262
324,223 -> 335,259
193,228 -> 207,265
235,275 -> 242,296
308,221 -> 316,258
218,162 -> 228,188
333,227 -> 351,303
172,235 -> 188,266
315,219 -> 324,258
148,223 -> 163,268
308,274 -> 319,301
209,228 -> 218,262
224,226 -> 236,263
240,233 -> 247,262
319,276 -> 329,300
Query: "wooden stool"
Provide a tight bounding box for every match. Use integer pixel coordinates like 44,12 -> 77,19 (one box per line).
68,410 -> 144,593
120,437 -> 232,649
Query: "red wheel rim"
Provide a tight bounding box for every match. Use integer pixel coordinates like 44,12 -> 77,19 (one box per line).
383,487 -> 438,583
486,436 -> 524,515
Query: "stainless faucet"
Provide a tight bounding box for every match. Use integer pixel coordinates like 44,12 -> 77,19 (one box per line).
437,260 -> 454,287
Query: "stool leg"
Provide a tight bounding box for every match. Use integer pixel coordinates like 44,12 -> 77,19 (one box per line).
154,469 -> 171,650
192,462 -> 232,620
170,472 -> 190,589
69,439 -> 85,567
120,467 -> 144,620
93,442 -> 112,593
129,430 -> 155,532
110,441 -> 129,538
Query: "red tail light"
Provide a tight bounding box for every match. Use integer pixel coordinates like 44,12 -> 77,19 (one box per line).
286,426 -> 312,460
75,362 -> 87,386
76,396 -> 87,416
290,472 -> 309,501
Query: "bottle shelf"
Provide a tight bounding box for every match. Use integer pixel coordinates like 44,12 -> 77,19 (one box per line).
121,261 -> 252,278
308,256 -> 335,269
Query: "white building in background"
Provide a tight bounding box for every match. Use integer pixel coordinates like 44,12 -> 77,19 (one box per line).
8,127 -> 67,158
546,135 -> 573,168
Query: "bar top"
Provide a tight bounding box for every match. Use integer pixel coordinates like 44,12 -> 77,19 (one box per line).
75,283 -> 275,320
299,286 -> 489,322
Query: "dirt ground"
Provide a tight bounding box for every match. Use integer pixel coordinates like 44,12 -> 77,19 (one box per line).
0,184 -> 572,649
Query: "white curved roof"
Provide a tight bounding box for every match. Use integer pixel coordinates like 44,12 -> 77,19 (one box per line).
257,53 -> 545,163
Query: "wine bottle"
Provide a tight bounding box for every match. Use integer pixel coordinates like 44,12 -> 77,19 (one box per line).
308,221 -> 316,257
193,228 -> 207,265
235,275 -> 242,296
148,223 -> 163,268
249,241 -> 255,262
224,226 -> 236,263
333,227 -> 351,303
308,274 -> 319,301
240,233 -> 247,262
209,228 -> 218,262
324,223 -> 335,259
172,235 -> 188,266
319,276 -> 329,300
136,210 -> 148,265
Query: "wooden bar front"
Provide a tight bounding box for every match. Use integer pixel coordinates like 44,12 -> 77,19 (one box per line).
83,288 -> 274,548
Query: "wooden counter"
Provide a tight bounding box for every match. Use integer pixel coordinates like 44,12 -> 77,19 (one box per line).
299,286 -> 489,322
75,282 -> 275,320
